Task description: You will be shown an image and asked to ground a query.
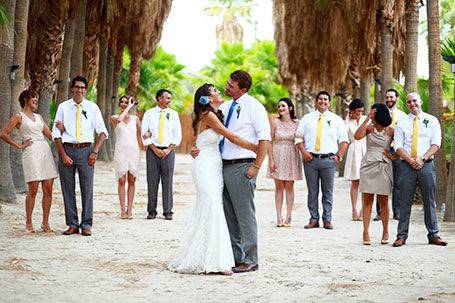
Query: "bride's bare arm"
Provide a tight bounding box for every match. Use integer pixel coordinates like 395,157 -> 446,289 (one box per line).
203,111 -> 257,152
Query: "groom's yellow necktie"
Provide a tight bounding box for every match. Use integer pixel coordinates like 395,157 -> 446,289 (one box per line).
315,113 -> 323,152
158,109 -> 165,145
76,104 -> 82,143
411,116 -> 419,158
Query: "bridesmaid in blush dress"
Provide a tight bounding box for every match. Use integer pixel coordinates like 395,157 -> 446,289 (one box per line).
267,98 -> 303,227
111,96 -> 142,219
0,89 -> 58,233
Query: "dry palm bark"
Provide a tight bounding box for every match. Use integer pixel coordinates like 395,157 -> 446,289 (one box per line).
10,0 -> 30,193
445,112 -> 455,221
56,14 -> 77,104
0,0 -> 17,203
69,0 -> 87,80
427,0 -> 447,209
404,0 -> 420,93
82,0 -> 101,86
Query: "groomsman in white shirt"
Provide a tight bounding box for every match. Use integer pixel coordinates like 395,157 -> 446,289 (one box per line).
52,76 -> 108,236
141,89 -> 182,220
296,91 -> 349,230
392,92 -> 447,247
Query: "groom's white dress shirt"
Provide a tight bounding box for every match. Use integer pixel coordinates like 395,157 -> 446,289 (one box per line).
219,93 -> 271,160
141,106 -> 182,147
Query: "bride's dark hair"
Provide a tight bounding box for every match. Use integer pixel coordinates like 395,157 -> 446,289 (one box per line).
192,83 -> 224,135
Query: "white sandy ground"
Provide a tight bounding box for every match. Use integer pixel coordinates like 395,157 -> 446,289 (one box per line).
0,153 -> 454,303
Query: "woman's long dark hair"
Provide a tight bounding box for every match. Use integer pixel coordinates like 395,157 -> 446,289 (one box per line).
192,83 -> 224,135
277,97 -> 297,122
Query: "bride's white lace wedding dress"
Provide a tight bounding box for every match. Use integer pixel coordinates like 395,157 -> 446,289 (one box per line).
168,128 -> 234,274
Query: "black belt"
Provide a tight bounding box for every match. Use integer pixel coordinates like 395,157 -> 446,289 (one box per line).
154,146 -> 168,150
63,142 -> 92,148
401,158 -> 433,164
222,158 -> 255,166
310,153 -> 334,159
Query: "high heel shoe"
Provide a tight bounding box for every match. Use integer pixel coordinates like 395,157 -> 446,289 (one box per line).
41,224 -> 54,233
381,233 -> 389,244
363,232 -> 371,245
283,217 -> 292,227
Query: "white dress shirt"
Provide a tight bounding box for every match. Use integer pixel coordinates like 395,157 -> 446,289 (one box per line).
141,106 -> 182,147
394,111 -> 441,158
295,110 -> 348,154
219,93 -> 271,160
389,106 -> 407,128
51,98 -> 108,143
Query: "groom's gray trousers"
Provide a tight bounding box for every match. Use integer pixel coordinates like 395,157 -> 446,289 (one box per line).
222,161 -> 258,265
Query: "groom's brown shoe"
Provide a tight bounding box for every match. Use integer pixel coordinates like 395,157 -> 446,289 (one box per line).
429,236 -> 448,246
62,227 -> 79,235
81,227 -> 92,236
304,221 -> 319,229
392,238 -> 406,247
232,263 -> 258,273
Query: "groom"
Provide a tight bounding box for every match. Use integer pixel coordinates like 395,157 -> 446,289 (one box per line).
220,70 -> 270,273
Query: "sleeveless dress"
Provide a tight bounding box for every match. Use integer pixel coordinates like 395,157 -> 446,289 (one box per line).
343,116 -> 367,180
168,128 -> 234,274
18,112 -> 58,183
113,116 -> 140,180
266,119 -> 302,180
359,129 -> 393,195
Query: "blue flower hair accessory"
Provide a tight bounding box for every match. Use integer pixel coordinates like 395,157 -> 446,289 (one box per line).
199,95 -> 210,105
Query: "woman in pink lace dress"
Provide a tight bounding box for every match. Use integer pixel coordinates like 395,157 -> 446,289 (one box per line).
267,98 -> 303,227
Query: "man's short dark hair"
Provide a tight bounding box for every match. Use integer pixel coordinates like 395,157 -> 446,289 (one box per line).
371,103 -> 392,127
18,89 -> 38,108
156,89 -> 171,101
70,76 -> 88,89
386,88 -> 399,98
316,90 -> 331,102
230,70 -> 252,91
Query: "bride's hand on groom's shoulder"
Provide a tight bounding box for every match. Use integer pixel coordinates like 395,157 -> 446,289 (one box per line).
190,146 -> 200,159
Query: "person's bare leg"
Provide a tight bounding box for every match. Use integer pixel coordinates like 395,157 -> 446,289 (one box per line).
41,179 -> 54,232
362,193 -> 374,244
350,180 -> 360,220
117,175 -> 127,218
126,172 -> 136,218
25,181 -> 39,232
274,180 -> 284,226
378,194 -> 390,243
284,181 -> 294,225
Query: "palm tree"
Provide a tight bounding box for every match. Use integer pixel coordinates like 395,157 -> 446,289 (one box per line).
69,0 -> 87,80
404,0 -> 420,93
427,0 -> 448,209
0,0 -> 17,203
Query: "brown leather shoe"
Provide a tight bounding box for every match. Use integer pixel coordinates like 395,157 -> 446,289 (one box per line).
392,238 -> 406,247
62,227 -> 79,235
164,213 -> 173,220
323,221 -> 333,229
304,221 -> 319,229
232,263 -> 258,273
81,227 -> 92,236
429,236 -> 448,246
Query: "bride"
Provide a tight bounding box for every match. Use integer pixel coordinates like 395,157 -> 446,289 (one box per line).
168,83 -> 257,275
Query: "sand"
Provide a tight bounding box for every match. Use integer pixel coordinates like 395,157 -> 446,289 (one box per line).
1,153 -> 454,302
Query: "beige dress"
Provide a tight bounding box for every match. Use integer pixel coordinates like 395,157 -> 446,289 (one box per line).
18,112 -> 58,183
113,116 -> 140,180
359,129 -> 393,195
343,116 -> 367,180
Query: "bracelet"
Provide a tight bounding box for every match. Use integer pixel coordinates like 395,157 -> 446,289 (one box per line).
252,163 -> 261,170
91,151 -> 98,155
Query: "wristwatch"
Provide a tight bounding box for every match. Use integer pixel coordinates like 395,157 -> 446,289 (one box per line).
421,156 -> 427,162
336,154 -> 343,161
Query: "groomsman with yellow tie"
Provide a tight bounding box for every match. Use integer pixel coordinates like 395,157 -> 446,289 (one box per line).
296,91 -> 349,229
392,92 -> 447,247
52,76 -> 108,236
141,89 -> 182,220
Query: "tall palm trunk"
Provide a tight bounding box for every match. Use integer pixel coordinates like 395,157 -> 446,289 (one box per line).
69,0 -> 87,79
360,73 -> 371,109
380,30 -> 393,101
127,49 -> 142,99
10,0 -> 29,193
104,51 -> 115,161
56,16 -> 76,104
0,0 -> 17,203
404,0 -> 419,93
445,106 -> 455,221
96,36 -> 109,161
427,0 -> 447,209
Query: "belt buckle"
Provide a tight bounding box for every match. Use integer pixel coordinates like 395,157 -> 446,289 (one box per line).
316,154 -> 323,159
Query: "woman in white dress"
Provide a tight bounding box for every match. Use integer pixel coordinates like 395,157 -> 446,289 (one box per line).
344,99 -> 367,221
110,96 -> 142,219
168,83 -> 257,275
0,89 -> 58,233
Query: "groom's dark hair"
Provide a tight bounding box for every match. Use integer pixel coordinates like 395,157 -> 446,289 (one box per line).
230,70 -> 252,92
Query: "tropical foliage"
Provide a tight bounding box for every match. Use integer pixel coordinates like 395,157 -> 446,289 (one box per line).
0,3 -> 9,27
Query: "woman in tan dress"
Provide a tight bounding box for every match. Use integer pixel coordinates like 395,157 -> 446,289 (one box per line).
267,98 -> 303,227
354,103 -> 394,245
0,89 -> 58,233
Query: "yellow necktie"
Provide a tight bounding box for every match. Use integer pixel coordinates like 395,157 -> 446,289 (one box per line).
315,113 -> 323,151
411,116 -> 419,158
158,109 -> 165,145
76,104 -> 82,143
391,111 -> 396,128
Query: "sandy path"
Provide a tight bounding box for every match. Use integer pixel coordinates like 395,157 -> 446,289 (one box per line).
1,153 -> 454,302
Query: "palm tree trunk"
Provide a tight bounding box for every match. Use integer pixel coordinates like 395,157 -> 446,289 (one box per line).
104,53 -> 115,161
56,16 -> 76,104
427,0 -> 447,209
127,49 -> 142,99
360,73 -> 371,110
96,36 -> 109,161
445,105 -> 455,221
10,0 -> 29,194
404,0 -> 419,94
0,0 -> 17,203
69,0 -> 87,79
380,29 -> 393,101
